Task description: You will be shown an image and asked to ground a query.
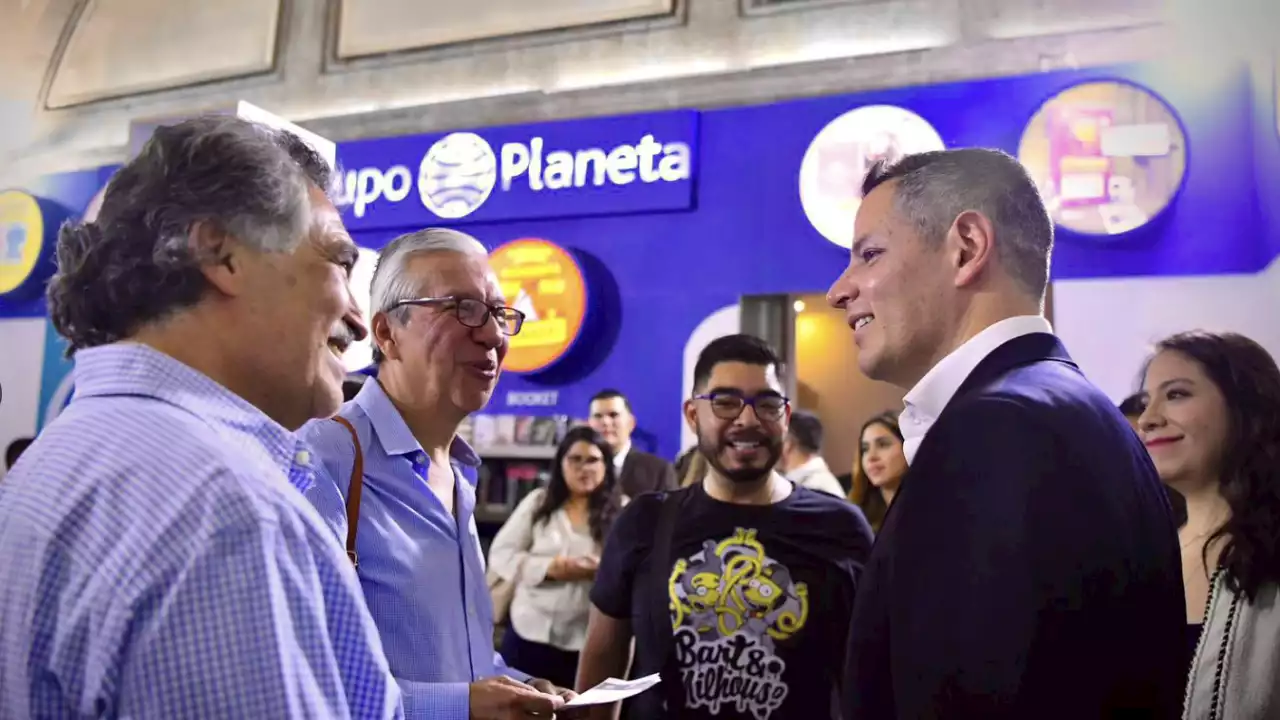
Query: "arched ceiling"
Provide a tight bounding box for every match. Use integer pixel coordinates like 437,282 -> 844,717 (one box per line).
1,0 -> 1226,188
45,0 -> 281,108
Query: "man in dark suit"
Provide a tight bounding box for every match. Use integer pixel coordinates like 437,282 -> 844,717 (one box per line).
827,148 -> 1185,719
587,389 -> 676,498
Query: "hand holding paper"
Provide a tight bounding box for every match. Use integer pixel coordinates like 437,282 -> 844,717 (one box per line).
563,673 -> 662,707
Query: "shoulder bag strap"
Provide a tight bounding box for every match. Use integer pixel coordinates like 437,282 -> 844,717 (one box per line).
647,487 -> 689,717
331,416 -> 365,569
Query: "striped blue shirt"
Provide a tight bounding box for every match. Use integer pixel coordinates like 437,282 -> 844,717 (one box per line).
299,378 -> 532,720
0,343 -> 403,719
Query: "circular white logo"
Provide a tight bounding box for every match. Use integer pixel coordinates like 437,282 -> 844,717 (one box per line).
82,186 -> 107,223
342,247 -> 379,372
799,105 -> 946,248
418,132 -> 498,219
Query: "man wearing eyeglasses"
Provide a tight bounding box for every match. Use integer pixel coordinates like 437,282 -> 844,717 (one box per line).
299,228 -> 574,720
576,334 -> 874,720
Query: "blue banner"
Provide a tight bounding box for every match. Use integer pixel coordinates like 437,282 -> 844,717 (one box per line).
37,315 -> 74,430
335,110 -> 698,230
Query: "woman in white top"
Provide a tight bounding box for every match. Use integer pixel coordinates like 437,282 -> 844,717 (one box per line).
490,426 -> 624,689
1137,331 -> 1280,718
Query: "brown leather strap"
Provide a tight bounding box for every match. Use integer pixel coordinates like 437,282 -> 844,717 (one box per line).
332,416 -> 364,569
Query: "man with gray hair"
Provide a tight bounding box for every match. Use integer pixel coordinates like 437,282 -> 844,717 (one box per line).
300,228 -> 574,719
829,148 -> 1184,718
0,116 -> 402,717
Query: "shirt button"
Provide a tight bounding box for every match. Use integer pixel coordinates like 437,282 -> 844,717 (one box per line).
295,450 -> 311,464
415,452 -> 427,465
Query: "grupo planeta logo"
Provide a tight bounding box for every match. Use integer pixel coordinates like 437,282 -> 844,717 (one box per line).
798,105 -> 946,249
0,190 -> 44,296
418,131 -> 499,219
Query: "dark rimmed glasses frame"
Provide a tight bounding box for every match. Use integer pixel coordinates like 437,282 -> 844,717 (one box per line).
692,392 -> 790,421
391,296 -> 525,336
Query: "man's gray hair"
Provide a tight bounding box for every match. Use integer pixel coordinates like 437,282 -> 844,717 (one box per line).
861,148 -> 1054,299
47,114 -> 333,354
368,227 -> 489,363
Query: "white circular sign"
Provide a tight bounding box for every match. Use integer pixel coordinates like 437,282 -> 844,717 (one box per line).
82,186 -> 107,223
418,131 -> 498,219
1017,81 -> 1187,237
799,105 -> 946,248
342,246 -> 379,372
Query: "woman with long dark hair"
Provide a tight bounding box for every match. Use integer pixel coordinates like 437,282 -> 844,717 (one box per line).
848,411 -> 908,533
1137,331 -> 1280,717
488,426 -> 624,688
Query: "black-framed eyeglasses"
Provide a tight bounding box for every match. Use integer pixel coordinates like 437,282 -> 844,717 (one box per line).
692,391 -> 790,421
392,296 -> 525,336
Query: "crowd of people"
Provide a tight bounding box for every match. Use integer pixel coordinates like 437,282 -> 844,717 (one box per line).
0,114 -> 1277,720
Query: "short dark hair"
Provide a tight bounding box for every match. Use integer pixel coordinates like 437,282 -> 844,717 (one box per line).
692,334 -> 782,392
590,388 -> 632,414
861,148 -> 1054,299
1118,393 -> 1145,418
342,377 -> 366,403
6,437 -> 33,470
787,410 -> 823,454
47,115 -> 334,355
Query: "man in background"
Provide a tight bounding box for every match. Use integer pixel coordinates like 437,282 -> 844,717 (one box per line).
0,116 -> 400,717
300,228 -> 572,719
1119,393 -> 1145,432
4,437 -> 32,471
778,409 -> 846,497
829,148 -> 1184,718
588,388 -> 676,497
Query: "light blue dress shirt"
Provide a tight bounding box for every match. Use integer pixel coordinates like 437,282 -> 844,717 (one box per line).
300,378 -> 532,720
0,343 -> 401,719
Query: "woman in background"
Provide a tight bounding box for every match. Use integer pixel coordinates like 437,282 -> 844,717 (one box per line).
849,411 -> 908,533
1137,331 -> 1280,718
489,426 -> 624,689
678,448 -> 707,488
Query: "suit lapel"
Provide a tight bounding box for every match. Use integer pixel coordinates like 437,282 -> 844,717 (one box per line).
619,451 -> 640,496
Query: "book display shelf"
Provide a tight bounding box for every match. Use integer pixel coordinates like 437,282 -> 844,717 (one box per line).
459,414 -> 586,553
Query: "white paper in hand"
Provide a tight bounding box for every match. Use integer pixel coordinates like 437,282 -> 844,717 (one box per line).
563,673 -> 663,707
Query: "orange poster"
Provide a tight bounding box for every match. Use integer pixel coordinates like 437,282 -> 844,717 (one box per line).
490,238 -> 588,373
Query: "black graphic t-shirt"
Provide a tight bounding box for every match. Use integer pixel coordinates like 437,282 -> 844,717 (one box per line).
591,481 -> 874,720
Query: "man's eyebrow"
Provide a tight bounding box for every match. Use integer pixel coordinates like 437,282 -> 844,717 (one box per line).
850,233 -> 875,257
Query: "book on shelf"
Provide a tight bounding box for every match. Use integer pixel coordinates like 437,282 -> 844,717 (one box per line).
468,413 -> 573,452
476,460 -> 551,520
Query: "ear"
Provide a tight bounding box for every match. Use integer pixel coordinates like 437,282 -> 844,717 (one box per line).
192,221 -> 249,297
948,210 -> 997,288
372,311 -> 400,363
683,398 -> 698,435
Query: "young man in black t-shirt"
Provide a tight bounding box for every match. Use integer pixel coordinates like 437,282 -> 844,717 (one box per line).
577,334 -> 874,720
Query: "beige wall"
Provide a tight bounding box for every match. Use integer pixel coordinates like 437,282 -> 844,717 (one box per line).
792,293 -> 904,481
791,287 -> 1055,478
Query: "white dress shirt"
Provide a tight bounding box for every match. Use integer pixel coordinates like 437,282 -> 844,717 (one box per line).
611,442 -> 631,474
899,315 -> 1053,465
785,456 -> 847,498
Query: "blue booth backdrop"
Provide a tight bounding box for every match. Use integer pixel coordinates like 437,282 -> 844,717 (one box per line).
5,59 -> 1275,460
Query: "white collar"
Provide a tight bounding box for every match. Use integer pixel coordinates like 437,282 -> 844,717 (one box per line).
612,442 -> 632,469
787,455 -> 829,481
899,315 -> 1052,464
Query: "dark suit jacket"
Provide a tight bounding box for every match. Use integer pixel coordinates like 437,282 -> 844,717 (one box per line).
843,333 -> 1185,720
617,448 -> 676,498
